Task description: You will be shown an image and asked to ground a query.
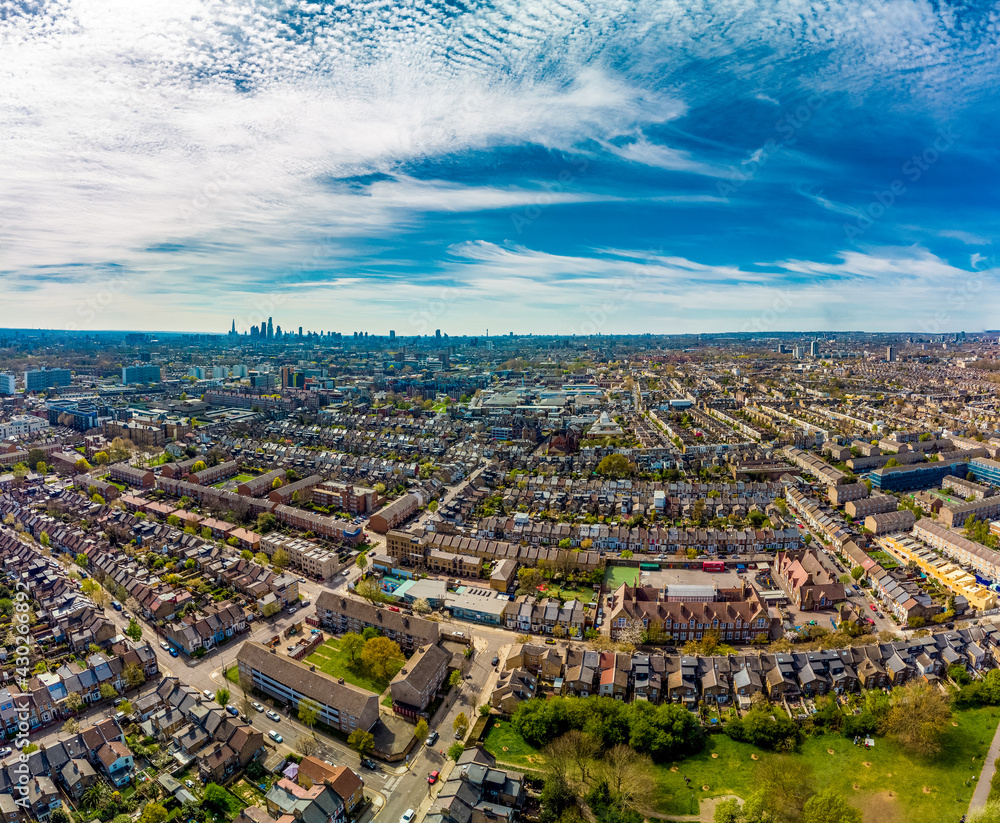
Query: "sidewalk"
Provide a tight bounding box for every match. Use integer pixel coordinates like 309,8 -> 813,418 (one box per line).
970,715 -> 1000,814
414,759 -> 456,823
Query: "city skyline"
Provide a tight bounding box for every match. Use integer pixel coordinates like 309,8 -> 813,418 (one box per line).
2,1 -> 998,334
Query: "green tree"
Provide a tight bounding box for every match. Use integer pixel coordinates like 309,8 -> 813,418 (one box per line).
341,632 -> 365,664
256,512 -> 278,534
125,618 -> 143,641
596,453 -> 631,479
414,718 -> 429,742
123,662 -> 146,690
99,683 -> 118,700
449,670 -> 463,688
39,532 -> 50,548
348,728 -> 374,755
202,784 -> 231,814
298,697 -> 321,734
447,741 -> 465,761
138,803 -> 168,823
66,692 -> 84,712
215,688 -> 231,706
356,553 -> 368,572
356,579 -> 387,606
51,808 -> 70,823
885,681 -> 952,756
272,547 -> 289,570
713,798 -> 743,823
361,636 -> 404,680
272,477 -> 284,490
262,601 -> 280,618
802,791 -> 862,823
192,461 -> 207,472
850,566 -> 865,581
970,800 -> 1000,823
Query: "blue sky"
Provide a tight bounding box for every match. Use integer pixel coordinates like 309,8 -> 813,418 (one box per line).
1,0 -> 997,335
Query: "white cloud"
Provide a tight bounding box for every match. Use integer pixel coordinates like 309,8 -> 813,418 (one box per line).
0,0 -> 996,332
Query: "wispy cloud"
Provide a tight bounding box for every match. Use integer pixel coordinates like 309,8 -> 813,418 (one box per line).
0,0 -> 997,331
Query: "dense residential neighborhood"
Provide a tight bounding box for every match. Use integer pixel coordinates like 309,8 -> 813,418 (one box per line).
1,330 -> 1000,823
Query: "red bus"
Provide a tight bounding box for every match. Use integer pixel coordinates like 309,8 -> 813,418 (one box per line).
702,560 -> 725,573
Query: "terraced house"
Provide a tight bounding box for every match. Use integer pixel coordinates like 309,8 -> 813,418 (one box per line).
491,626 -> 995,712
607,581 -> 778,643
314,590 -> 440,652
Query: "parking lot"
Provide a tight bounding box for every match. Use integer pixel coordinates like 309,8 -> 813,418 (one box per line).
605,563 -> 751,591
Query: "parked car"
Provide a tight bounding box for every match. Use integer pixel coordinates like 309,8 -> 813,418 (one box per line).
361,757 -> 378,770
266,710 -> 281,721
869,604 -> 877,612
268,730 -> 283,743
401,811 -> 415,823
427,770 -> 440,785
252,701 -> 265,712
159,641 -> 171,651
425,731 -> 439,747
226,705 -> 239,717
203,690 -> 214,700
491,655 -> 499,666
169,648 -> 179,658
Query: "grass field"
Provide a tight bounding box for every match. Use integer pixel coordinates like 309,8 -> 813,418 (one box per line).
603,565 -> 644,590
486,708 -> 1000,822
540,584 -> 599,603
869,551 -> 900,569
484,720 -> 542,769
305,637 -> 391,694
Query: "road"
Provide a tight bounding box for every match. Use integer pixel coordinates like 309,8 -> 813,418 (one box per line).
411,465 -> 486,531
52,568 -> 509,823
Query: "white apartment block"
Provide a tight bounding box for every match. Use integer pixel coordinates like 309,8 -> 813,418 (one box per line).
0,415 -> 50,440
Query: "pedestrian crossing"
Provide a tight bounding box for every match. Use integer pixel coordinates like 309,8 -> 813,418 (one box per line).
383,776 -> 401,795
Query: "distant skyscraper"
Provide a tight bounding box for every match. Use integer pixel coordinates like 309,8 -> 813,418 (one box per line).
389,330 -> 395,339
230,319 -> 236,335
886,345 -> 897,362
259,322 -> 266,338
299,326 -> 303,337
276,325 -> 282,337
0,374 -> 15,395
435,329 -> 441,339
810,340 -> 819,358
267,317 -> 273,339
